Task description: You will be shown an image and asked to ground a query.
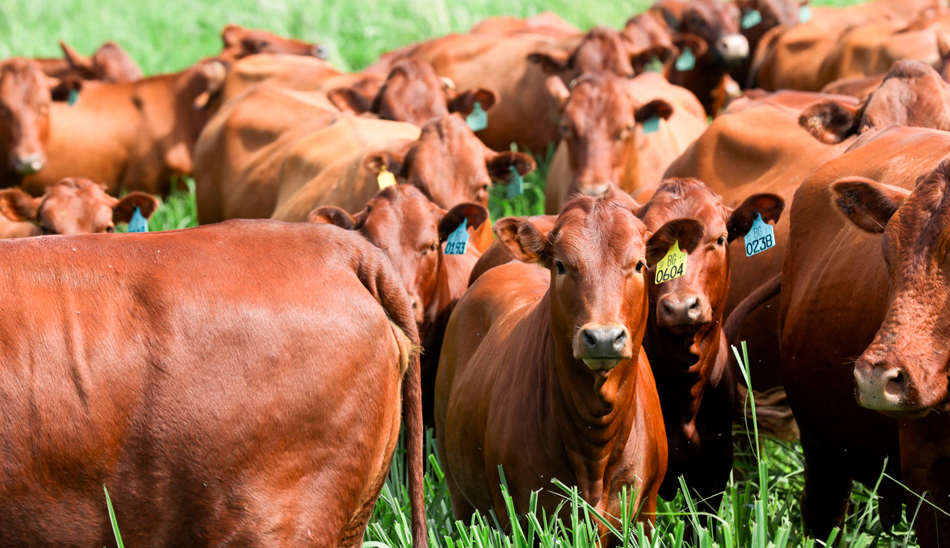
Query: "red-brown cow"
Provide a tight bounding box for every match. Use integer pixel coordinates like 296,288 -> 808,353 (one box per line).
0,220 -> 427,548
215,54 -> 376,105
732,0 -> 806,87
36,41 -> 143,83
217,24 -> 329,62
435,194 -> 695,542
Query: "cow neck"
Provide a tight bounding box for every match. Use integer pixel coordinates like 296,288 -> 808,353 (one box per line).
620,132 -> 641,195
542,286 -> 648,514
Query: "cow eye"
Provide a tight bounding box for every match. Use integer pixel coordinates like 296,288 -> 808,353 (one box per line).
560,123 -> 572,136
555,261 -> 566,274
717,234 -> 727,246
635,260 -> 645,273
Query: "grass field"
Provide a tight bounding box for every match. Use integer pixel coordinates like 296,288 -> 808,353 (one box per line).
1,0 -> 927,546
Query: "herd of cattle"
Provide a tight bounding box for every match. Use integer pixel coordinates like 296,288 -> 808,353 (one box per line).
4,0 -> 950,545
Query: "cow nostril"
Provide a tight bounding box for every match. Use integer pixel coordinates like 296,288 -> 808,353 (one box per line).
661,303 -> 674,317
885,370 -> 906,397
687,298 -> 701,311
613,330 -> 626,348
582,330 -> 596,350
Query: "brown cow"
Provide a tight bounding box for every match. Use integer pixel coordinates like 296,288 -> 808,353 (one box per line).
35,41 -> 143,83
543,72 -> 707,213
0,177 -> 157,236
0,220 -> 427,548
309,185 -> 485,424
217,24 -> 329,62
435,194 -> 688,541
732,0 -> 806,87
779,126 -> 950,545
622,11 -> 703,74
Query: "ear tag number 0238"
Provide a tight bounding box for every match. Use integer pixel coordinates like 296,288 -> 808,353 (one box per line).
445,218 -> 469,255
744,213 -> 775,257
506,165 -> 524,199
377,166 -> 396,190
128,207 -> 149,233
466,102 -> 488,132
655,241 -> 687,284
675,47 -> 695,71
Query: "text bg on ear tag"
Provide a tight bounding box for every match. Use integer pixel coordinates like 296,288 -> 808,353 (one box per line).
67,88 -> 79,107
377,166 -> 396,190
445,219 -> 469,255
646,56 -> 664,73
507,165 -> 524,199
655,241 -> 687,284
466,102 -> 488,132
799,4 -> 812,23
742,9 -> 762,28
128,207 -> 149,233
642,117 -> 660,134
744,212 -> 775,257
675,48 -> 695,71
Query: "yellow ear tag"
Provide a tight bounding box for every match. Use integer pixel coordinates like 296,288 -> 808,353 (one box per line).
655,241 -> 687,284
377,166 -> 396,190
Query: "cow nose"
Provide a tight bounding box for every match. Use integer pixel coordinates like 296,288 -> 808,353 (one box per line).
578,181 -> 612,197
657,293 -> 709,327
580,325 -> 628,357
854,358 -> 909,410
314,44 -> 330,60
12,153 -> 45,175
715,34 -> 750,64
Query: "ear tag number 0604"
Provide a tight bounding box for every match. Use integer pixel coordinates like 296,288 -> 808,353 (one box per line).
445,219 -> 469,255
655,241 -> 687,284
744,213 -> 775,257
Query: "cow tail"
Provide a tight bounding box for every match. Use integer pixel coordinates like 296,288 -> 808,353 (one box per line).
724,272 -> 781,346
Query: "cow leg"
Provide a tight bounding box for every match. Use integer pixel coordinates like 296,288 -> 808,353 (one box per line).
437,435 -> 477,522
800,436 -> 852,539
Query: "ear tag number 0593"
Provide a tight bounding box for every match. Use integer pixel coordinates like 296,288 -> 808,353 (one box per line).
128,206 -> 149,233
377,166 -> 396,190
445,219 -> 469,255
466,102 -> 488,132
744,213 -> 775,257
655,241 -> 687,284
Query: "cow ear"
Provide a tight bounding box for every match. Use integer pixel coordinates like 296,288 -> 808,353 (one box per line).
308,206 -> 359,229
646,218 -> 705,267
221,25 -> 242,48
439,203 -> 488,241
0,189 -> 39,223
726,193 -> 785,241
635,99 -> 674,123
327,87 -> 373,114
672,34 -> 709,59
495,217 -> 553,266
447,88 -> 497,116
364,150 -> 407,178
528,50 -> 571,74
194,60 -> 227,110
60,41 -> 95,77
545,75 -> 571,112
49,77 -> 82,102
799,100 -> 861,144
486,151 -> 535,183
830,177 -> 910,233
113,192 -> 159,224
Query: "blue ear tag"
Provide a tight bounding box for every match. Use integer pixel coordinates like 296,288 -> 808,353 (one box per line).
444,218 -> 469,255
742,9 -> 762,29
642,116 -> 660,134
67,88 -> 79,107
506,165 -> 524,199
675,47 -> 695,71
799,4 -> 812,23
128,206 -> 149,233
466,102 -> 488,132
744,213 -> 775,257
645,56 -> 664,73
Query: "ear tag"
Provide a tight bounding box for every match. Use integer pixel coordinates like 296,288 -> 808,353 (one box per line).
675,47 -> 695,71
466,102 -> 488,132
799,4 -> 812,23
506,165 -> 524,199
742,9 -> 763,28
744,212 -> 775,257
642,116 -> 660,134
67,88 -> 79,107
444,218 -> 469,255
645,56 -> 664,73
377,166 -> 396,190
128,207 -> 149,233
655,241 -> 687,284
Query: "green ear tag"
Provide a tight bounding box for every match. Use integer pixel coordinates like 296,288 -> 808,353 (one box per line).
799,4 -> 812,23
507,165 -> 524,199
642,117 -> 660,134
655,241 -> 687,284
675,47 -> 695,71
445,218 -> 469,255
645,56 -> 664,73
128,207 -> 149,233
742,9 -> 762,28
67,88 -> 79,107
744,213 -> 775,257
466,102 -> 488,132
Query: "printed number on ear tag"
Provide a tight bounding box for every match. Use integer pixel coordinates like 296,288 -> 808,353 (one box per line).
377,166 -> 396,190
445,218 -> 469,255
655,241 -> 687,284
128,207 -> 149,233
742,9 -> 762,28
645,56 -> 664,73
799,4 -> 812,23
506,165 -> 523,199
744,213 -> 775,257
642,117 -> 660,134
67,88 -> 79,107
675,48 -> 695,72
466,102 -> 488,132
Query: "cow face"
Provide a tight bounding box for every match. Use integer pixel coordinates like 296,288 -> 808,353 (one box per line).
656,0 -> 749,66
362,115 -> 534,209
60,41 -> 143,83
0,178 -> 158,235
639,178 -> 783,334
831,162 -> 950,414
546,73 -> 673,198
529,27 -> 663,80
800,61 -> 950,144
219,25 -> 329,62
309,185 -> 487,324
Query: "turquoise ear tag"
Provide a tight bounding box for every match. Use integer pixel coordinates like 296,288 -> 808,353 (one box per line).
799,4 -> 812,23
742,9 -> 762,28
506,165 -> 523,199
466,102 -> 488,132
128,206 -> 149,233
642,117 -> 660,134
675,47 -> 695,71
67,88 -> 79,106
445,219 -> 469,255
744,213 -> 775,257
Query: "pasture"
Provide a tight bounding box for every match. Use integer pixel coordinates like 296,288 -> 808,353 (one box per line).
0,0 -> 937,546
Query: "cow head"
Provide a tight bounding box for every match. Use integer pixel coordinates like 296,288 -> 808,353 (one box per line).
309,185 -> 487,324
219,24 -> 329,62
653,0 -> 749,67
60,41 -> 143,83
800,61 -> 950,144
327,60 -> 497,127
362,115 -> 534,209
831,161 -> 950,415
528,27 -> 657,80
735,0 -> 806,39
622,12 -> 708,73
546,73 -> 673,197
0,178 -> 158,235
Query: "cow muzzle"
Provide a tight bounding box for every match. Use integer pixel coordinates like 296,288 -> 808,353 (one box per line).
574,323 -> 631,370
715,34 -> 750,65
657,292 -> 711,332
314,44 -> 331,60
12,152 -> 45,175
576,181 -> 612,198
854,359 -> 914,412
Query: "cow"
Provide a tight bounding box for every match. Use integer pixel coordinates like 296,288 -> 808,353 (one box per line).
270,115 -> 534,252
309,185 -> 486,424
622,11 -> 702,74
778,125 -> 950,546
0,220 -> 427,548
0,177 -> 157,237
731,0 -> 806,87
217,24 -> 329,62
35,41 -> 143,83
543,72 -> 707,213
435,193 -> 688,542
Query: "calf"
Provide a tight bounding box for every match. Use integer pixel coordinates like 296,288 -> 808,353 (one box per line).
36,41 -> 142,83
0,220 -> 427,548
217,24 -> 329,62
